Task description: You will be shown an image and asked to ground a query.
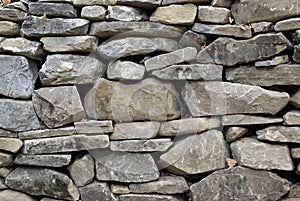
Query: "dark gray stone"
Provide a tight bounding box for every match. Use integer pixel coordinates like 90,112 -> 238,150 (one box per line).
257,126 -> 300,143
275,18 -> 300,31
80,182 -> 118,201
18,127 -> 75,140
179,30 -> 206,50
0,190 -> 35,201
293,45 -> 300,63
110,139 -> 173,152
0,21 -> 19,36
75,120 -> 113,134
225,127 -> 248,142
221,114 -> 282,126
107,5 -> 147,21
0,138 -> 23,153
119,194 -> 184,201
0,152 -> 13,167
14,154 -> 72,167
0,8 -> 27,22
29,2 -> 77,17
283,110 -> 300,125
255,55 -> 289,67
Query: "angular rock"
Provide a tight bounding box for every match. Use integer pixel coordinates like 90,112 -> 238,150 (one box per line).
111,122 -> 160,140
119,194 -> 184,201
257,126 -> 300,143
151,64 -> 223,81
255,55 -> 289,67
0,152 -> 13,167
0,138 -> 22,153
23,135 -> 109,154
0,129 -> 17,138
283,110 -> 300,125
211,0 -> 231,7
73,0 -> 117,6
14,154 -> 72,167
0,21 -> 19,36
0,99 -> 39,132
81,5 -> 106,21
251,22 -> 274,33
225,126 -> 248,142
0,190 -> 35,201
231,0 -> 300,24
111,184 -> 130,194
94,149 -> 159,183
107,5 -> 147,21
275,18 -> 300,31
182,81 -> 289,116
117,0 -> 160,9
0,167 -> 12,177
221,114 -> 282,126
107,60 -> 145,80
145,47 -> 197,71
33,86 -> 86,128
291,30 -> 300,43
5,1 -> 28,12
110,139 -> 173,152
190,166 -> 291,201
75,120 -> 113,134
5,167 -> 79,200
19,127 -> 75,140
198,6 -> 230,24
293,44 -> 300,63
29,2 -> 77,17
0,8 -> 27,22
197,33 -> 291,66
0,178 -> 7,190
288,183 -> 300,198
160,130 -> 228,175
21,16 -> 89,37
231,138 -> 293,171
80,182 -> 118,201
291,148 -> 300,159
179,30 -> 206,50
159,117 -> 220,136
291,89 -> 300,109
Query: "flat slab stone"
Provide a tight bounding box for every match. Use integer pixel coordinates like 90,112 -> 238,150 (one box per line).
251,22 -> 274,33
107,5 -> 147,21
111,184 -> 130,194
14,154 -> 72,167
291,89 -> 300,109
75,120 -> 113,134
0,129 -> 17,138
119,194 -> 184,201
18,127 -> 75,140
117,0 -> 161,9
225,126 -> 248,142
0,21 -> 19,36
275,18 -> 300,31
257,126 -> 300,143
221,114 -> 282,126
81,5 -> 106,21
29,2 -> 77,17
291,148 -> 300,158
0,8 -> 27,22
22,135 -> 109,154
160,130 -> 228,175
0,190 -> 35,201
0,152 -> 13,167
190,166 -> 291,201
255,55 -> 289,67
110,139 -> 173,152
0,138 -> 22,153
80,182 -> 118,201
198,6 -> 230,24
231,138 -> 293,171
182,81 -> 289,116
283,110 -> 300,125
73,0 -> 117,6
107,60 -> 145,81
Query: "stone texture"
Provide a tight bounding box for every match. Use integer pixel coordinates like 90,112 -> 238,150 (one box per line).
150,4 -> 197,25
0,129 -> 17,138
119,194 -> 184,201
0,99 -> 40,132
21,16 -> 89,37
283,110 -> 300,125
0,138 -> 22,153
29,2 -> 77,17
291,89 -> 300,109
40,199 -> 64,201
255,55 -> 289,67
225,127 -> 248,142
110,139 -> 173,152
198,6 -> 230,24
23,135 -> 109,154
291,148 -> 300,158
275,18 -> 300,31
221,114 -> 282,126
179,30 -> 206,50
257,126 -> 300,143
0,167 -> 12,177
18,127 -> 75,140
107,60 -> 145,80
117,0 -> 161,9
0,190 -> 35,201
33,86 -> 86,128
80,182 -> 118,201
0,152 -> 13,167
182,81 -> 289,116
291,30 -> 300,43
73,0 -> 117,6
288,183 -> 300,198
251,22 -> 274,33
197,33 -> 291,66
0,178 -> 7,190
211,0 -> 231,7
160,130 -> 228,175
14,154 -> 72,167
231,138 -> 293,171
5,1 -> 28,12
0,21 -> 19,36
75,120 -> 113,134
107,5 -> 147,21
293,44 -> 300,63
0,8 -> 27,22
81,6 -> 106,21
297,163 -> 300,175
5,167 -> 79,200
111,184 -> 130,194
190,166 -> 291,201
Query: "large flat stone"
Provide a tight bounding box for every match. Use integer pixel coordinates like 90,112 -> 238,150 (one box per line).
198,6 -> 230,24
107,5 -> 147,21
18,127 -> 75,140
110,139 -> 173,152
0,8 -> 27,22
0,190 -> 35,201
275,18 -> 300,31
0,152 -> 13,167
0,21 -> 19,36
29,2 -> 77,17
107,60 -> 145,81
80,182 -> 118,201
0,138 -> 22,153
14,154 -> 72,167
221,114 -> 282,126
257,126 -> 300,143
74,120 -> 113,134
283,110 -> 300,125
119,194 -> 184,201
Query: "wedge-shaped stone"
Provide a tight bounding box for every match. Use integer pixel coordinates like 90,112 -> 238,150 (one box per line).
81,5 -> 106,20
75,120 -> 113,134
284,110 -> 300,125
255,55 -> 289,67
183,81 -> 289,116
94,149 -> 159,183
0,138 -> 22,153
291,148 -> 300,158
251,22 -> 274,33
160,130 -> 228,175
0,190 -> 35,201
80,182 -> 118,201
231,0 -> 300,24
107,60 -> 145,80
198,6 -> 230,24
23,135 -> 109,154
19,127 -> 75,140
118,0 -> 161,9
0,152 -> 13,167
73,0 -> 117,6
107,5 -> 147,21
190,166 -> 291,201
120,194 -> 184,201
257,126 -> 300,143
5,167 -> 79,200
110,139 -> 173,152
21,16 -> 89,37
222,114 -> 282,126
291,89 -> 300,109
0,21 -> 19,36
275,18 -> 300,31
0,8 -> 27,22
197,33 -> 291,66
14,154 -> 72,167
29,2 -> 77,17
231,138 -> 293,171
225,127 -> 248,142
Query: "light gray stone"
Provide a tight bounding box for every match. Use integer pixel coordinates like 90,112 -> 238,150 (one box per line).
111,184 -> 130,194
251,22 -> 274,33
0,8 -> 27,22
0,129 -> 17,138
291,148 -> 300,159
211,0 -> 231,7
81,6 -> 106,21
198,6 -> 230,24
288,183 -> 300,198
107,60 -> 145,80
0,190 -> 35,201
0,152 -> 13,167
110,139 -> 173,152
255,55 -> 289,67
222,114 -> 282,126
257,126 -> 300,143
275,18 -> 300,31
107,5 -> 147,21
283,110 -> 300,125
179,30 -> 206,50
75,120 -> 113,134
73,0 -> 117,6
119,194 -> 184,201
0,167 -> 12,177
29,2 -> 77,17
293,44 -> 300,63
0,138 -> 22,153
19,127 -> 75,140
117,0 -> 161,9
291,89 -> 300,109
14,154 -> 72,167
80,182 -> 118,201
0,21 -> 19,35
225,126 -> 248,142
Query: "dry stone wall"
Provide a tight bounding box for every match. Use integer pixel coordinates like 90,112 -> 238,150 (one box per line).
0,0 -> 300,200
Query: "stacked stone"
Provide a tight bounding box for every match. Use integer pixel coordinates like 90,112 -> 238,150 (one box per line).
0,0 -> 300,200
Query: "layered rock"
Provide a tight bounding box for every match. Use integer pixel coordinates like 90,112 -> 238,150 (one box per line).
74,120 -> 113,134
225,127 -> 248,142
221,114 -> 282,126
0,8 -> 27,22
107,5 -> 147,21
14,154 -> 72,167
110,139 -> 173,152
18,127 -> 75,140
255,55 -> 289,67
275,18 -> 300,31
197,6 -> 230,24
119,194 -> 184,201
257,126 -> 300,143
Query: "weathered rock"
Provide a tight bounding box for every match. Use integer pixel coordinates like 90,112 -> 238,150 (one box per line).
129,176 -> 189,194
81,6 -> 106,21
33,86 -> 86,128
29,2 -> 77,17
275,18 -> 300,31
94,149 -> 159,183
14,154 -> 72,167
251,22 -> 274,33
0,21 -> 19,36
151,64 -> 223,81
111,184 -> 130,194
182,81 -> 289,116
150,4 -> 197,25
117,0 -> 160,9
21,16 -> 89,37
159,117 -> 220,136
283,110 -> 300,125
198,6 -> 230,24
221,114 -> 282,126
160,130 -> 228,175
111,122 -> 160,140
225,126 -> 248,142
179,30 -> 206,50
68,154 -> 94,187
291,148 -> 300,158
23,135 -> 109,154
119,194 -> 184,201
0,8 -> 27,22
288,183 -> 300,198
0,129 -> 17,138
0,167 -> 12,177
197,33 -> 291,66
291,89 -> 300,109
110,139 -> 173,152
18,127 -> 75,140
0,178 -> 7,190
232,138 -> 293,171
190,166 -> 291,201
291,30 -> 300,43
107,60 -> 145,80
293,44 -> 300,63
0,152 -> 13,167
257,126 -> 300,143
75,120 -> 113,134
5,1 -> 28,12
73,0 -> 117,6
0,138 -> 22,153
107,5 -> 147,21
211,0 -> 231,7
145,47 -> 197,72
0,190 -> 35,201
255,55 -> 289,67
5,167 -> 79,200
80,182 -> 118,201
231,0 -> 300,24
0,99 -> 40,132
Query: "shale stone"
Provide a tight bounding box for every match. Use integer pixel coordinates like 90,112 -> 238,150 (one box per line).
107,5 -> 147,21
0,190 -> 35,201
0,8 -> 27,22
119,194 -> 184,201
284,110 -> 300,125
107,60 -> 145,80
81,6 -> 106,21
0,138 -> 22,153
110,139 -> 173,152
198,6 -> 230,24
0,152 -> 13,167
275,18 -> 300,31
19,127 -> 75,140
255,55 -> 289,67
75,120 -> 113,134
225,127 -> 248,142
257,126 -> 300,143
80,182 -> 118,201
0,21 -> 19,36
14,154 -> 72,167
221,114 -> 282,126
29,2 -> 77,17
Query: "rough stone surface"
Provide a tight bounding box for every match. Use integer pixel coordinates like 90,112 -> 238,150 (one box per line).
0,152 -> 13,167
29,2 -> 77,17
14,154 -> 72,167
283,110 -> 300,125
291,89 -> 300,109
225,127 -> 248,142
107,60 -> 145,80
110,139 -> 173,152
288,183 -> 300,198
73,0 -> 117,6
111,184 -> 130,194
0,129 -> 17,138
107,5 -> 147,21
0,190 -> 35,201
179,30 -> 206,50
117,0 -> 161,9
198,6 -> 230,24
0,138 -> 22,153
5,167 -> 79,200
291,30 -> 300,43
275,18 -> 300,31
119,194 -> 184,201
221,114 -> 282,126
0,21 -> 19,36
75,120 -> 113,134
0,167 -> 12,177
80,182 -> 118,201
293,45 -> 300,64
211,0 -> 231,7
0,8 -> 27,22
255,55 -> 289,67
231,138 -> 293,171
291,148 -> 300,159
251,22 -> 274,33
190,166 -> 291,201
81,6 -> 106,21
18,127 -> 75,140
257,126 -> 300,143
0,178 -> 7,190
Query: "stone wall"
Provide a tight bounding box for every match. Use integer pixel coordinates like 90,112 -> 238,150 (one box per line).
0,0 -> 300,200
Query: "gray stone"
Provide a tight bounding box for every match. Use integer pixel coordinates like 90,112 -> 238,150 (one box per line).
159,117 -> 220,137
107,5 -> 147,21
117,0 -> 160,9
291,30 -> 300,43
291,89 -> 300,109
68,154 -> 94,187
40,199 -> 65,201
160,130 -> 228,175
0,99 -> 40,132
297,163 -> 300,175
275,18 -> 300,31
110,139 -> 173,152
94,149 -> 159,183
231,138 -> 293,171
0,152 -> 13,167
0,190 -> 35,201
0,178 -> 7,190
81,6 -> 106,21
231,0 -> 300,24
151,64 -> 223,81
0,138 -> 22,153
293,44 -> 300,63
23,135 -> 109,154
221,114 -> 282,126
283,110 -> 300,125
0,21 -> 19,35
80,182 -> 118,201
251,22 -> 274,33
107,60 -> 145,80
179,30 -> 206,50
0,167 -> 12,177
190,166 -> 291,201
0,8 -> 27,22
150,4 -> 197,25
5,167 -> 79,200
119,194 -> 184,201
288,183 -> 300,198
257,126 -> 300,143
198,6 -> 230,24
33,86 -> 86,128
225,127 -> 248,142
29,2 -> 77,17
21,16 -> 89,37
197,33 -> 290,66
0,129 -> 17,138
291,148 -> 300,158
182,81 -> 289,116
111,122 -> 160,140
162,0 -> 209,5
75,120 -> 113,134
145,47 -> 197,72
14,154 -> 72,167
211,0 -> 231,7
0,55 -> 38,99
255,55 -> 289,67
111,184 -> 130,194
5,1 -> 28,12
73,0 -> 117,6
129,176 -> 189,194
19,127 -> 75,140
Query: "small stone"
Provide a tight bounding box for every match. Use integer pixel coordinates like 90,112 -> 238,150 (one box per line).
198,6 -> 230,24
81,6 -> 106,21
5,1 -> 28,12
0,167 -> 12,177
0,152 -> 13,167
73,0 -> 117,6
231,138 -> 293,171
150,4 -> 197,25
80,182 -> 118,201
221,114 -> 282,126
283,110 -> 300,125
119,194 -> 184,201
107,5 -> 147,21
0,138 -> 22,153
107,60 -> 145,80
14,154 -> 72,167
117,0 -> 160,9
0,8 -> 27,22
211,0 -> 231,7
0,129 -> 17,138
291,30 -> 300,43
179,30 -> 206,50
75,120 -> 113,134
0,21 -> 19,36
275,18 -> 300,31
0,190 -> 35,201
225,127 -> 248,142
0,178 -> 7,190
18,127 -> 75,140
293,44 -> 300,63
110,139 -> 173,152
291,89 -> 300,109
251,22 -> 274,33
255,55 -> 289,67
29,2 -> 77,17
291,148 -> 300,159
111,184 -> 130,194
288,183 -> 300,198
257,126 -> 300,143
